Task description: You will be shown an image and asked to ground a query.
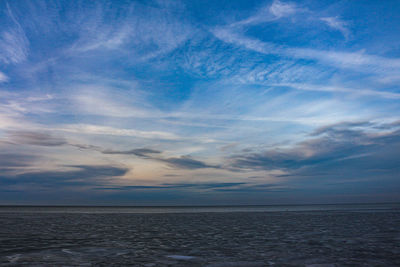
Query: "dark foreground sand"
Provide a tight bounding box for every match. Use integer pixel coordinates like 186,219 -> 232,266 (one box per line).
1,211 -> 400,266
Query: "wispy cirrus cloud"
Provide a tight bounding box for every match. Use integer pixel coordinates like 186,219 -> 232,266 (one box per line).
67,1 -> 193,60
58,124 -> 181,141
0,3 -> 29,64
320,16 -> 350,39
287,48 -> 400,74
210,0 -> 399,88
273,83 -> 400,99
211,27 -> 278,55
212,25 -> 400,76
230,0 -> 304,27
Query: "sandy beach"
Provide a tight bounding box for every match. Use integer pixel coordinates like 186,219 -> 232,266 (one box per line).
1,210 -> 399,266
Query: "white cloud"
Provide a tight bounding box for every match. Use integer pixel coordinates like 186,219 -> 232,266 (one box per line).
68,85 -> 156,118
210,0 -> 399,82
211,27 -> 278,55
276,83 -> 400,99
0,72 -> 9,82
212,27 -> 400,76
229,0 -> 303,28
320,17 -> 350,39
70,25 -> 132,52
0,3 -> 29,64
229,60 -> 330,85
0,28 -> 29,65
58,124 -> 181,140
269,0 -> 299,18
288,48 -> 400,74
68,2 -> 193,61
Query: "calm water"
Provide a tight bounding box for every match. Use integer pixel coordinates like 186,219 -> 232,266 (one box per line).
0,203 -> 399,213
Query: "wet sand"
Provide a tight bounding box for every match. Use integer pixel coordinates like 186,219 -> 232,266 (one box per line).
1,211 -> 400,266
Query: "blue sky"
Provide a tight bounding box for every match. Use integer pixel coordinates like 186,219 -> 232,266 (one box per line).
0,0 -> 399,205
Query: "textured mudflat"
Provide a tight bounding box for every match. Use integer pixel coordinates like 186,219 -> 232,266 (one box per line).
1,211 -> 400,266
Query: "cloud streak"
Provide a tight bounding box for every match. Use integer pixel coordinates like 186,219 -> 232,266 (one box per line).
213,26 -> 400,76
7,131 -> 68,146
0,165 -> 129,188
0,3 -> 29,64
229,121 -> 400,178
159,156 -> 220,170
102,148 -> 161,158
320,17 -> 350,39
4,129 -> 218,170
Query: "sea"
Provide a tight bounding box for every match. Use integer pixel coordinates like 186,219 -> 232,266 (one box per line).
1,203 -> 399,266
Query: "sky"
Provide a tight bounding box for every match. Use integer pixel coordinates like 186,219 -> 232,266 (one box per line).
0,0 -> 400,205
